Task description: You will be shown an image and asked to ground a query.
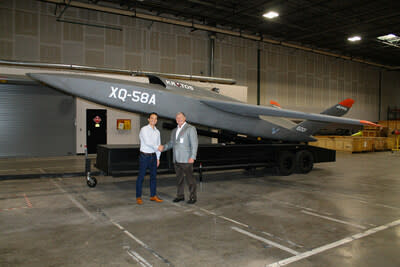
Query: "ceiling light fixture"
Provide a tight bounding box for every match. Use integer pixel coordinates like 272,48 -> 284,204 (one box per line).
348,36 -> 361,42
377,34 -> 399,41
377,34 -> 400,48
263,11 -> 279,19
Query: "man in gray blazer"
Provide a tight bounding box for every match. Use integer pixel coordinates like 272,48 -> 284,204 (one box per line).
159,112 -> 198,204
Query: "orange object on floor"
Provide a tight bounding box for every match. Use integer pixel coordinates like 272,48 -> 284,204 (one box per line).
136,197 -> 143,205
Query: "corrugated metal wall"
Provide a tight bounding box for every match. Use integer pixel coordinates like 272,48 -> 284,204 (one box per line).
0,83 -> 75,158
1,0 -> 398,122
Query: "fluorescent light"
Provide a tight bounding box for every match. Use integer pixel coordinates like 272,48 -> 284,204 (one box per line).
377,34 -> 400,48
377,34 -> 399,41
348,36 -> 361,42
263,11 -> 279,19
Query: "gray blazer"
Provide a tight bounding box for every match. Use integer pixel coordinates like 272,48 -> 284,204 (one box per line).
163,123 -> 198,163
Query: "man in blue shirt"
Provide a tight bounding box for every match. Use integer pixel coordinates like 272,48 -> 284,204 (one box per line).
136,112 -> 163,205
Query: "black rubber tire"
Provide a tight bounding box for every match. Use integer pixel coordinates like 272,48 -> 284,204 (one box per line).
87,177 -> 97,188
295,150 -> 314,174
277,151 -> 295,176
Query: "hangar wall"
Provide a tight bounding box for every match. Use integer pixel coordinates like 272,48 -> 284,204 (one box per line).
1,0 -> 399,122
76,98 -> 141,154
0,82 -> 75,158
381,71 -> 400,119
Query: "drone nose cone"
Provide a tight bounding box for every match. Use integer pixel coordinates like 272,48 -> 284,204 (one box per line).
27,73 -> 59,87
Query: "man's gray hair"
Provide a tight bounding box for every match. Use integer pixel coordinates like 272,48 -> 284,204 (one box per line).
176,112 -> 186,117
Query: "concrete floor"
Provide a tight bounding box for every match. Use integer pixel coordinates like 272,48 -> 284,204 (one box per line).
1,151 -> 400,267
0,155 -> 98,178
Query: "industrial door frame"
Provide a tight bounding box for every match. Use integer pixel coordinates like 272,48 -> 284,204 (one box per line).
86,109 -> 107,154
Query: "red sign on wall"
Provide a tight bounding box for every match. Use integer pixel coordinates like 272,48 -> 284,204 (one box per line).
93,116 -> 102,124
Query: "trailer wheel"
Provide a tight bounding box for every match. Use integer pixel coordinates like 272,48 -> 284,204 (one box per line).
295,150 -> 314,173
278,151 -> 295,176
86,177 -> 97,188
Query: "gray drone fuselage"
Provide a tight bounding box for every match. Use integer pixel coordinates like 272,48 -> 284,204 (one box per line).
27,73 -> 367,142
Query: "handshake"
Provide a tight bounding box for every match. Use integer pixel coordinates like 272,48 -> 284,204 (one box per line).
158,145 -> 164,152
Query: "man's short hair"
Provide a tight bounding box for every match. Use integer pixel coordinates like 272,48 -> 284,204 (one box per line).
148,112 -> 158,119
176,112 -> 186,117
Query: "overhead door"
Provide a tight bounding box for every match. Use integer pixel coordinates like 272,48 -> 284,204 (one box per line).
0,82 -> 75,158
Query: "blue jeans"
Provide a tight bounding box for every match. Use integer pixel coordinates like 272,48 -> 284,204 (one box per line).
136,153 -> 157,198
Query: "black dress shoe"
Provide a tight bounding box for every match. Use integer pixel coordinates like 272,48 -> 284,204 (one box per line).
173,197 -> 185,202
187,199 -> 196,204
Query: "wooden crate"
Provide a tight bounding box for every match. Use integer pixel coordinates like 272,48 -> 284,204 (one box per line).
387,136 -> 400,150
374,137 -> 387,151
363,125 -> 380,131
362,130 -> 379,137
311,136 -> 390,152
363,125 -> 388,137
378,120 -> 400,135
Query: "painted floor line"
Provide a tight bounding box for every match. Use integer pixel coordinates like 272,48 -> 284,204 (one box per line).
265,198 -> 333,216
199,207 -> 216,215
195,206 -> 303,249
219,215 -> 249,228
0,193 -> 33,212
261,231 -> 304,249
114,222 -> 173,266
268,183 -> 400,211
124,230 -> 148,248
231,226 -> 300,255
23,193 -> 32,208
127,250 -> 153,267
52,180 -> 168,266
0,206 -> 29,212
301,210 -> 366,229
267,218 -> 400,267
52,180 -> 97,220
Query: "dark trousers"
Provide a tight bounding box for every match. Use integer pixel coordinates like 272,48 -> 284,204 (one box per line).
174,163 -> 196,200
136,154 -> 157,198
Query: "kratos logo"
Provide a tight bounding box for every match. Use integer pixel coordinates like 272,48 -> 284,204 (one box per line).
336,105 -> 348,111
165,80 -> 194,90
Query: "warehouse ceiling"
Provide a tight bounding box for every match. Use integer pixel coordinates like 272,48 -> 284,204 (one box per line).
66,0 -> 400,67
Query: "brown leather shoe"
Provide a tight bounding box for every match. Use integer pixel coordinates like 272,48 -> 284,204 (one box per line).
150,196 -> 163,203
136,197 -> 143,205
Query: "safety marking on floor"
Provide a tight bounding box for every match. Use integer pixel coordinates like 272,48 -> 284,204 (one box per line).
0,193 -> 33,212
357,199 -> 400,211
111,220 -> 174,266
198,207 -> 216,215
264,198 -> 333,216
264,197 -> 375,228
52,180 -> 97,220
23,193 -> 33,208
259,180 -> 400,211
301,210 -> 366,229
231,226 -> 300,255
127,249 -> 153,267
53,179 -> 172,266
0,206 -> 29,212
266,218 -> 400,267
261,231 -> 304,249
219,215 -> 249,228
174,203 -> 303,251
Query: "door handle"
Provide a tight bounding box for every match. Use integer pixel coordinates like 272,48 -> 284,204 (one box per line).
88,130 -> 91,136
